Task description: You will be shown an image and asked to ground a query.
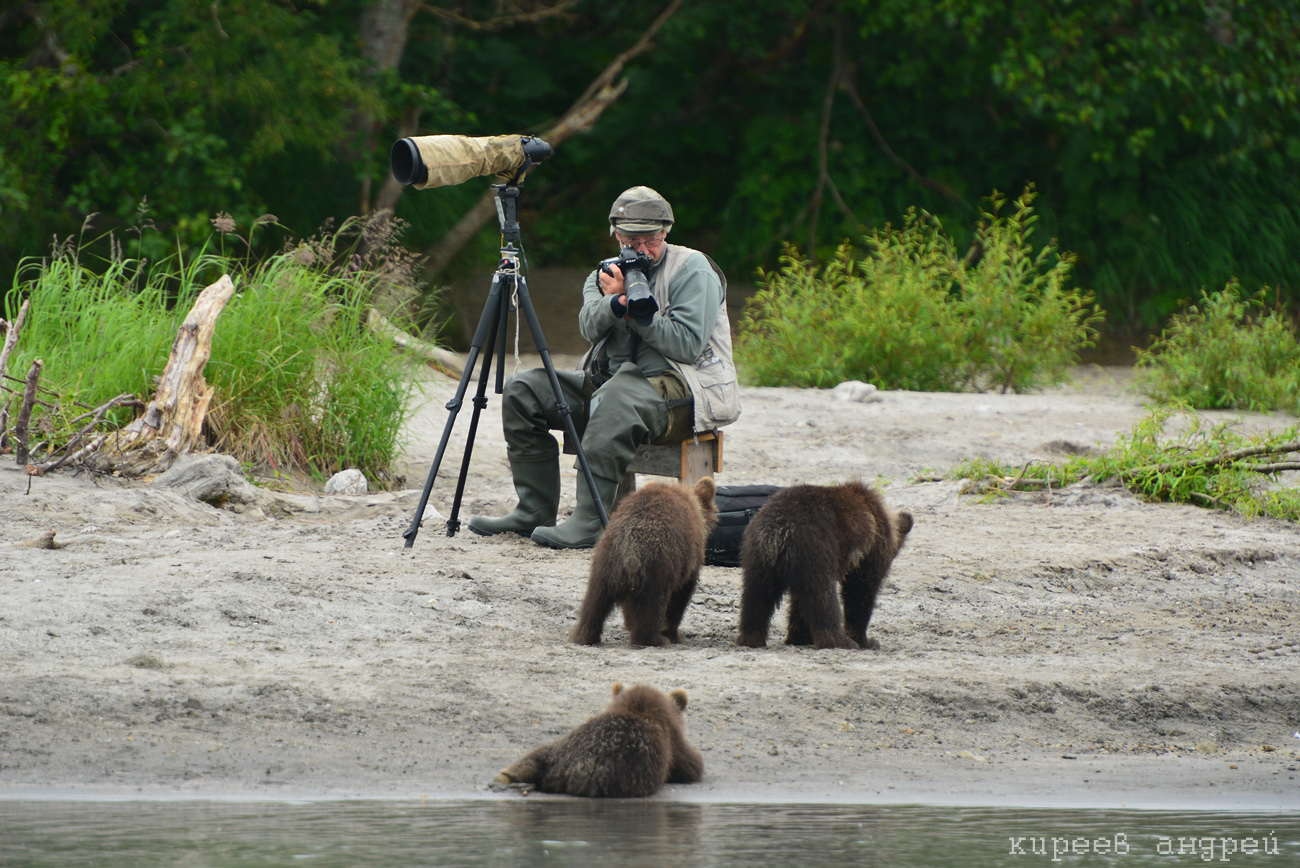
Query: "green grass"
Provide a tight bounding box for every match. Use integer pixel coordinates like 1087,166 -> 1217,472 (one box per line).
4,214 -> 423,486
953,407 -> 1300,522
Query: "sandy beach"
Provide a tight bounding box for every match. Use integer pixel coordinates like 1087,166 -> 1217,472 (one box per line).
2,360 -> 1298,809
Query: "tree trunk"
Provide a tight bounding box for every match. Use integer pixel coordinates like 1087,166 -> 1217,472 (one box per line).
92,275 -> 236,477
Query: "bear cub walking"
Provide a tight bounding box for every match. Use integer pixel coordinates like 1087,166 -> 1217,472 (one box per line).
569,477 -> 718,647
493,683 -> 704,798
737,480 -> 912,650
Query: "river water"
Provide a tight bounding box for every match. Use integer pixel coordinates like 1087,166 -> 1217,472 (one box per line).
1,799 -> 1296,867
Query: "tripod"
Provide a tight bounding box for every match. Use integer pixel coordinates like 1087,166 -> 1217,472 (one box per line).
402,181 -> 609,548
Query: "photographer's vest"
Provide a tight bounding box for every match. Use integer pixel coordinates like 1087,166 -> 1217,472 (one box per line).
654,244 -> 741,432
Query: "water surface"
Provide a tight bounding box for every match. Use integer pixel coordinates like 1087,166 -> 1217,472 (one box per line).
2,799 -> 1297,867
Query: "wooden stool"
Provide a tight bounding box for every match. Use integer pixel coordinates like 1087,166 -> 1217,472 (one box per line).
616,429 -> 723,509
563,429 -> 724,511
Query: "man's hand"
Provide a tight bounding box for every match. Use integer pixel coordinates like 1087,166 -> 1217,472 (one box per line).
598,263 -> 628,316
598,263 -> 626,296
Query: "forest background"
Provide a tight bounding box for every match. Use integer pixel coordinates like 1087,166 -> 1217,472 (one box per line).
2,0 -> 1298,343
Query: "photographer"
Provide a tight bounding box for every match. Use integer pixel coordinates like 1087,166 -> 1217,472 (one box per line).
469,186 -> 739,549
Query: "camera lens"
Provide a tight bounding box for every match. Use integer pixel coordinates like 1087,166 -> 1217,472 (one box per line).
390,139 -> 428,186
625,273 -> 658,325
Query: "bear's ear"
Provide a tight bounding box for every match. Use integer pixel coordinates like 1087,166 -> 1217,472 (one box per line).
896,510 -> 914,538
612,682 -> 625,697
669,689 -> 688,711
693,476 -> 716,505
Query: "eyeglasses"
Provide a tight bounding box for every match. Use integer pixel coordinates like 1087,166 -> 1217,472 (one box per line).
615,232 -> 665,251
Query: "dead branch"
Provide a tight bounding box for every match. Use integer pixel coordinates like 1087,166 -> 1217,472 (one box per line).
422,0 -> 685,280
367,308 -> 464,376
0,298 -> 30,386
39,433 -> 110,474
839,71 -> 973,214
35,392 -> 137,473
13,359 -> 42,465
421,0 -> 580,32
1234,461 -> 1300,474
975,442 -> 1300,499
1120,442 -> 1300,480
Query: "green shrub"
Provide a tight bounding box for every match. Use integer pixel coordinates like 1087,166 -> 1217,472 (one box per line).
1133,281 -> 1300,414
736,188 -> 1102,392
4,214 -> 423,486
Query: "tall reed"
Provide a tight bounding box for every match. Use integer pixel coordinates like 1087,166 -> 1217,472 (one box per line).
5,215 -> 423,485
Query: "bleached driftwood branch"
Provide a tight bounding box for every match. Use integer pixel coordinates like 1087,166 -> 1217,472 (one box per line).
92,275 -> 236,476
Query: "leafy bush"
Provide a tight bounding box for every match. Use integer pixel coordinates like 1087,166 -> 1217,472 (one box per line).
1133,281 -> 1300,415
953,407 -> 1300,522
736,188 -> 1102,392
4,214 -> 423,485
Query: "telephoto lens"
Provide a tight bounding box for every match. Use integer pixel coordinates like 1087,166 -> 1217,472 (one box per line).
624,272 -> 657,325
600,246 -> 658,326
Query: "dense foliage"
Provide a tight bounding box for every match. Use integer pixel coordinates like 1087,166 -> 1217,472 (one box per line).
736,189 -> 1101,392
2,0 -> 1298,336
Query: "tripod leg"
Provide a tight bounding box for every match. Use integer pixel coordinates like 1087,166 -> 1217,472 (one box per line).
444,275 -> 508,536
401,276 -> 505,548
512,276 -> 609,529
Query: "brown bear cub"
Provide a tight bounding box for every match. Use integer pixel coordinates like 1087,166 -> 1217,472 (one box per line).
569,477 -> 719,647
493,683 -> 704,798
737,480 -> 913,650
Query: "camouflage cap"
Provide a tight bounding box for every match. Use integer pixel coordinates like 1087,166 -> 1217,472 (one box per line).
608,186 -> 674,235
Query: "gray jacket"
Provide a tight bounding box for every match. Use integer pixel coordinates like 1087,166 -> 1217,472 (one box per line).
578,243 -> 740,431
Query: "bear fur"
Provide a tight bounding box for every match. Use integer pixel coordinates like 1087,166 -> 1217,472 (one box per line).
493,683 -> 704,798
736,480 -> 913,650
569,477 -> 719,647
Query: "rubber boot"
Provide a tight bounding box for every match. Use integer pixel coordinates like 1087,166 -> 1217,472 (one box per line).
530,474 -> 619,550
468,456 -> 560,537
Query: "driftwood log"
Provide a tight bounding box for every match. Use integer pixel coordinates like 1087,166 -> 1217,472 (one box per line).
0,297 -> 30,384
91,274 -> 236,477
366,308 -> 464,376
0,298 -> 32,451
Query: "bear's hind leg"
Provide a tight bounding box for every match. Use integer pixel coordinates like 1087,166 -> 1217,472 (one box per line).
842,563 -> 885,650
568,575 -> 620,646
791,583 -> 858,650
661,572 -> 699,644
782,597 -> 813,646
736,567 -> 785,647
623,584 -> 673,647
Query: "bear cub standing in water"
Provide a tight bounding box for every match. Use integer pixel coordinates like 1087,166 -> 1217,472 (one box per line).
493,683 -> 704,798
737,480 -> 912,650
569,477 -> 718,647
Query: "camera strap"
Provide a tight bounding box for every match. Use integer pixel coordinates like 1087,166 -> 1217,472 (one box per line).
583,333 -> 613,387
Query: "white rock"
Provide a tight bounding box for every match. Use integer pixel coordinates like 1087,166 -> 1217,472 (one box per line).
325,468 -> 368,496
831,380 -> 881,403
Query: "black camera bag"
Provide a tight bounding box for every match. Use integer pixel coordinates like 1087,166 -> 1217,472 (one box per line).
704,484 -> 783,567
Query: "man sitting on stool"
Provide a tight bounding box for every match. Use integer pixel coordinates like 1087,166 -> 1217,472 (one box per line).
469,185 -> 740,549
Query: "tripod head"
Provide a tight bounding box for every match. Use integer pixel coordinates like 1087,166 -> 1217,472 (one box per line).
493,183 -> 526,248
